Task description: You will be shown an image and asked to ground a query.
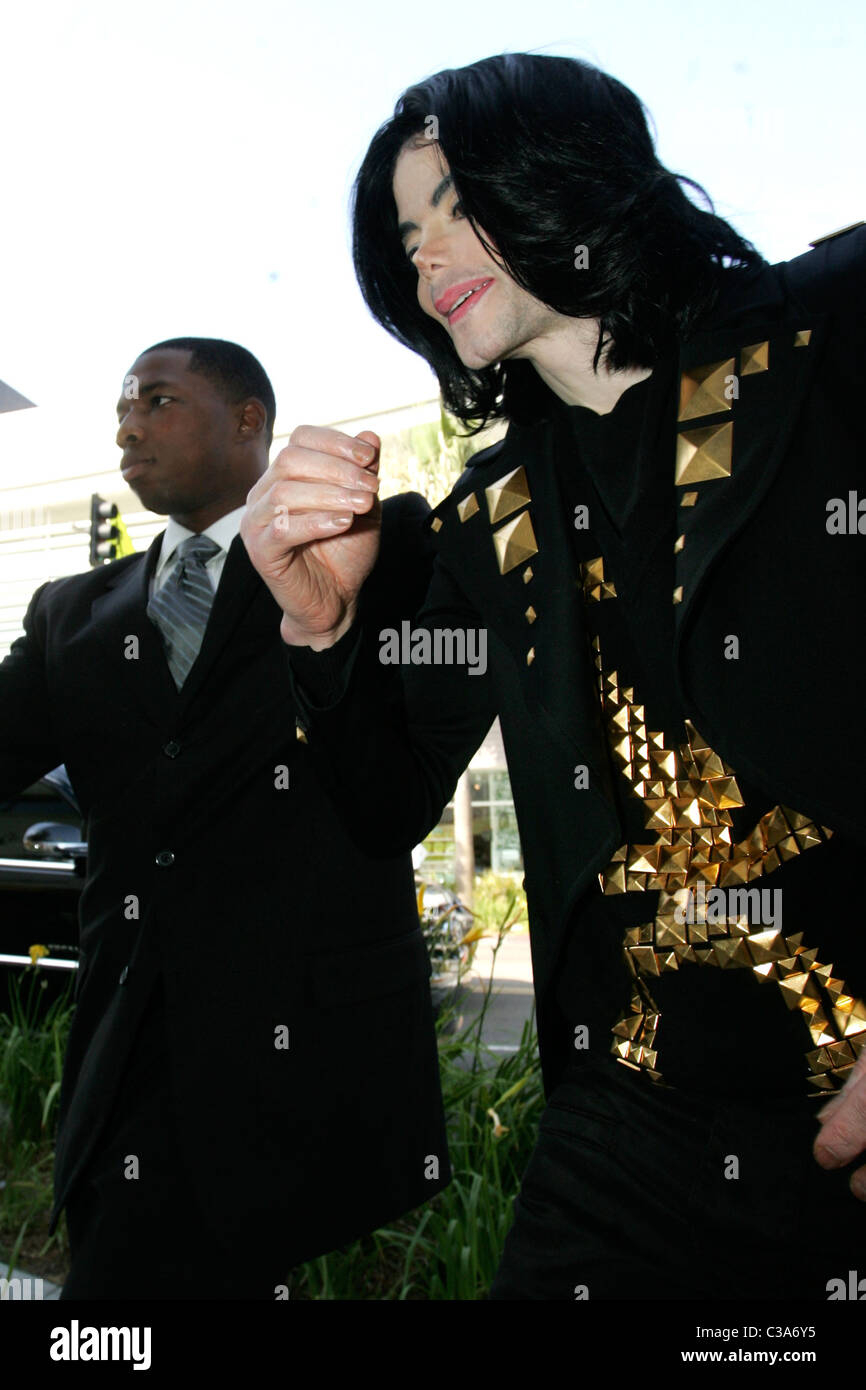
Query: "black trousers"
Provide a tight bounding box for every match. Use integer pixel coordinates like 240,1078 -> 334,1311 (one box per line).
490,1056 -> 866,1300
59,979 -> 291,1300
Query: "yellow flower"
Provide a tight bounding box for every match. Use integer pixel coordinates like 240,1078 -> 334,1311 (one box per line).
487,1107 -> 510,1139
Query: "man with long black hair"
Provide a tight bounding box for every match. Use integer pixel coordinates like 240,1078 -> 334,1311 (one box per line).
242,54 -> 866,1298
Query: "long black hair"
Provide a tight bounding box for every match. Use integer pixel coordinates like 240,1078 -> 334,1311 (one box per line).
352,53 -> 764,428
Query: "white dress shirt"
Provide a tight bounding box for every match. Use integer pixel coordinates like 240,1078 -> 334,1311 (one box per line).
150,505 -> 246,597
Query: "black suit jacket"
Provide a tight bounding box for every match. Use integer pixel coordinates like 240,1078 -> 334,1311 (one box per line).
291,227 -> 866,1095
0,493 -> 450,1265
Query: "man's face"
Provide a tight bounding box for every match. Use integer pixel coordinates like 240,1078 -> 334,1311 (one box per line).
392,140 -> 559,371
116,348 -> 248,523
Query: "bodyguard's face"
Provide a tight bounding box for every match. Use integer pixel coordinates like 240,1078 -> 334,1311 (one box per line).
116,348 -> 253,528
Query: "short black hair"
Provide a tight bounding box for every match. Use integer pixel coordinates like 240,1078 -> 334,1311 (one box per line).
143,336 -> 277,446
352,53 -> 765,428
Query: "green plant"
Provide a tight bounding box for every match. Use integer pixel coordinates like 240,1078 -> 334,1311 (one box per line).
470,870 -> 528,938
0,970 -> 74,1272
0,972 -> 73,1148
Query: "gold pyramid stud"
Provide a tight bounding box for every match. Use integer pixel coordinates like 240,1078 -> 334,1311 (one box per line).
741,340 -> 769,375
675,422 -> 733,485
525,605 -> 537,624
430,516 -> 443,532
485,465 -> 531,524
582,555 -> 605,586
526,646 -> 535,666
678,358 -> 736,422
794,329 -> 812,347
680,491 -> 698,507
673,586 -> 683,604
674,534 -> 685,553
522,565 -> 533,584
457,493 -> 479,522
492,509 -> 539,575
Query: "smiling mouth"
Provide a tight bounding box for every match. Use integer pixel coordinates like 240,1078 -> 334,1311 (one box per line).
444,279 -> 493,325
434,277 -> 494,319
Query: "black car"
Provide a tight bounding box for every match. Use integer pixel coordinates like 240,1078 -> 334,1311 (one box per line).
0,767 -> 83,1011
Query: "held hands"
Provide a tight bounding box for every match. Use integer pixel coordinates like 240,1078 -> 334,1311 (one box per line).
814,1047 -> 866,1200
240,426 -> 381,648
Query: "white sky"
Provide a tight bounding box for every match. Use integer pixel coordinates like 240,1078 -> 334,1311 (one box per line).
0,0 -> 863,487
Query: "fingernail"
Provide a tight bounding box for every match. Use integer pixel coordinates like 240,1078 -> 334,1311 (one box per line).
815,1143 -> 844,1168
353,445 -> 374,463
347,491 -> 371,506
327,515 -> 352,528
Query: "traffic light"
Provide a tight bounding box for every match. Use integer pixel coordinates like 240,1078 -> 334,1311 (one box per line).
89,494 -> 119,565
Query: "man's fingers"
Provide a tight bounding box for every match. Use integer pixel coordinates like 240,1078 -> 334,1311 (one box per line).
246,445 -> 379,508
268,477 -> 377,516
813,1066 -> 866,1169
850,1164 -> 866,1202
249,506 -> 355,555
288,423 -> 380,469
244,481 -> 375,539
354,429 -> 382,473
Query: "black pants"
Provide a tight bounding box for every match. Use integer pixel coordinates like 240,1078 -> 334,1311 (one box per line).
60,980 -> 290,1300
490,1056 -> 866,1300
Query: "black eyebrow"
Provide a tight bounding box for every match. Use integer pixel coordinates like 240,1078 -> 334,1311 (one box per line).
115,380 -> 174,418
397,174 -> 455,243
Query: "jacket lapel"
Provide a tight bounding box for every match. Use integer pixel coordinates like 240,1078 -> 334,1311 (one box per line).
672,303 -> 825,658
431,429 -> 614,791
87,533 -> 178,721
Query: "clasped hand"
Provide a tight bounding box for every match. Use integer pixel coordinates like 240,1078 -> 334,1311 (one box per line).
240,425 -> 381,648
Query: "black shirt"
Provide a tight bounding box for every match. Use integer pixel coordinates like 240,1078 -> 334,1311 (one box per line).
552,361 -> 862,1099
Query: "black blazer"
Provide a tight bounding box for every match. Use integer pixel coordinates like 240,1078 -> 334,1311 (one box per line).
292,227 -> 866,1095
0,493 -> 451,1265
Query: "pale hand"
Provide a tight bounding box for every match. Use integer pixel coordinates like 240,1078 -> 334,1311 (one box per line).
814,1046 -> 866,1199
240,425 -> 381,648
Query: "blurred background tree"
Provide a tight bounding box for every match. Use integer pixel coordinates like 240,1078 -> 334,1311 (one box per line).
379,408 -> 504,506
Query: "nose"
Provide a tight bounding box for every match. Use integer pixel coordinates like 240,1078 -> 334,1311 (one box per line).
412,226 -> 452,281
116,407 -> 144,449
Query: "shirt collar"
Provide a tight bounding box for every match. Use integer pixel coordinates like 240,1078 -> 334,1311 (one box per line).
155,504 -> 246,578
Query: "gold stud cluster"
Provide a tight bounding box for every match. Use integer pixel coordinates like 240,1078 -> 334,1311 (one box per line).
586,612 -> 863,1093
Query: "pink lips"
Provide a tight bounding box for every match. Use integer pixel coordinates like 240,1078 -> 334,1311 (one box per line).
121,459 -> 153,482
433,277 -> 493,321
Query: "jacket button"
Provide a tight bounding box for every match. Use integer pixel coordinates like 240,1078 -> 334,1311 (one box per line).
163,740 -> 181,758
155,849 -> 175,867
119,966 -> 129,985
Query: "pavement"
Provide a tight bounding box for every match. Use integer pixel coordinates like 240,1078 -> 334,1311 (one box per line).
446,924 -> 537,1055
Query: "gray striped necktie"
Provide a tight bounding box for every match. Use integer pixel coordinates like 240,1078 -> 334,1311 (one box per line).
147,534 -> 221,687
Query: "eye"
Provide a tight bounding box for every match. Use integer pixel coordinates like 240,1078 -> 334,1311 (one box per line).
151,395 -> 173,408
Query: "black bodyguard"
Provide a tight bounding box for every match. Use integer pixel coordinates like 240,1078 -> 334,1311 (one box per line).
242,56 -> 866,1299
0,337 -> 449,1298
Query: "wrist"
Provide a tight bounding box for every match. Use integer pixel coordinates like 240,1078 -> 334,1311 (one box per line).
279,605 -> 357,651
